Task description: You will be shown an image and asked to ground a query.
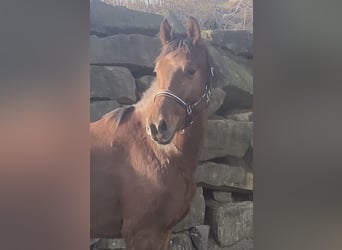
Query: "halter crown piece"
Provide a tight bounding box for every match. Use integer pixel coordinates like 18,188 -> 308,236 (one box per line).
154,67 -> 214,129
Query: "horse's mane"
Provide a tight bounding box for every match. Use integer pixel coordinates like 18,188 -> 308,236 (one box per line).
102,105 -> 135,129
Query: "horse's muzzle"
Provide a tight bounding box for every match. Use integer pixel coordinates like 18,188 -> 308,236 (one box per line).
146,120 -> 175,145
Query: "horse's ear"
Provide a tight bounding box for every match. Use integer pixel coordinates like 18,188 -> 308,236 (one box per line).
160,18 -> 173,45
187,16 -> 201,46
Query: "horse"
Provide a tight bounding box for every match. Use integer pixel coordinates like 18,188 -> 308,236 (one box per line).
90,17 -> 212,250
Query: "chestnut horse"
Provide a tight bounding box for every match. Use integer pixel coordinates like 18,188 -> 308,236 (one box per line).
90,17 -> 212,250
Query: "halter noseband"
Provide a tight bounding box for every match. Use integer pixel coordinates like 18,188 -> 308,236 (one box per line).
153,67 -> 214,129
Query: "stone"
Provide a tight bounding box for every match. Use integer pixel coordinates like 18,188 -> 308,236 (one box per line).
233,54 -> 253,75
90,34 -> 161,70
163,10 -> 187,35
206,43 -> 253,113
244,145 -> 253,169
90,66 -> 136,103
217,85 -> 253,114
206,201 -> 253,247
202,30 -> 253,58
225,111 -> 253,121
90,238 -> 100,250
169,232 -> 193,250
135,75 -> 155,99
208,114 -> 225,120
208,88 -> 226,117
195,162 -> 253,191
206,43 -> 253,96
207,237 -> 253,250
201,119 -> 253,160
213,192 -> 233,203
173,187 -> 205,232
90,100 -> 120,122
90,0 -> 163,37
190,225 -> 210,250
205,42 -> 253,114
95,238 -> 126,249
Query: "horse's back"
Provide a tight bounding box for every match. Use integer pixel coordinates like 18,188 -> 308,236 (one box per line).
90,105 -> 135,238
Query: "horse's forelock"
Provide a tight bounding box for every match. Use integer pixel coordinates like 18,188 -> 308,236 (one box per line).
165,38 -> 193,55
155,37 -> 193,64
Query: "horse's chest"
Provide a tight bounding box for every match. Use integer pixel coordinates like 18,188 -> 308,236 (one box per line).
123,147 -> 197,228
156,168 -> 196,225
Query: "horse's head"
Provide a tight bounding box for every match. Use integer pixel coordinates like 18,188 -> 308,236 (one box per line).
146,17 -> 211,145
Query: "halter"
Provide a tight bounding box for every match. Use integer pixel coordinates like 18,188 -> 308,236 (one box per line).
153,67 -> 215,129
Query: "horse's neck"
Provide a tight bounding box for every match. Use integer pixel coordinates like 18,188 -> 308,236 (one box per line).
175,108 -> 208,162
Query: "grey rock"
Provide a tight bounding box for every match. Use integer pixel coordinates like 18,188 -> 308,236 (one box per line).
225,111 -> 253,122
91,66 -> 136,102
206,43 -> 253,113
90,34 -> 161,69
208,88 -> 226,117
90,0 -> 163,36
169,232 -> 193,250
91,238 -> 100,250
95,238 -> 126,249
195,162 -> 253,191
206,201 -> 253,247
202,30 -> 253,58
232,54 -> 253,75
217,85 -> 253,114
190,225 -> 210,250
206,43 -> 253,95
207,237 -> 253,250
90,100 -> 120,122
244,145 -> 253,169
213,192 -> 233,203
201,119 -> 253,160
173,187 -> 205,232
208,114 -> 225,120
163,10 -> 187,35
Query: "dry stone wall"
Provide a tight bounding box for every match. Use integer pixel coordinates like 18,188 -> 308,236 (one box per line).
90,1 -> 253,249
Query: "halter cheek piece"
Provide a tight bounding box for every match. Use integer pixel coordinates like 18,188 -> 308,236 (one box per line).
153,67 -> 215,129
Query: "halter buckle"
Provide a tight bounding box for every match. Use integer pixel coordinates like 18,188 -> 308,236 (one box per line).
186,105 -> 192,115
210,67 -> 214,77
205,85 -> 211,104
206,93 -> 210,104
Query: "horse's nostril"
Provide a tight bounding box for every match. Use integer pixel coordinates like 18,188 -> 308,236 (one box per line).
149,123 -> 158,136
158,120 -> 168,134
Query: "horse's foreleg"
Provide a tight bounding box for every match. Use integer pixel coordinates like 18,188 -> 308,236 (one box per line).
161,230 -> 172,250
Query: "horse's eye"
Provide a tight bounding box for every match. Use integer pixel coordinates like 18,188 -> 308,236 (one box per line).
185,67 -> 196,76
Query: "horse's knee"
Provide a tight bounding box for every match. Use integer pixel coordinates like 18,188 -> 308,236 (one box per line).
162,231 -> 172,250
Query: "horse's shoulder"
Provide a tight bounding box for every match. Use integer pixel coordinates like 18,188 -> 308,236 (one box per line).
103,105 -> 135,127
